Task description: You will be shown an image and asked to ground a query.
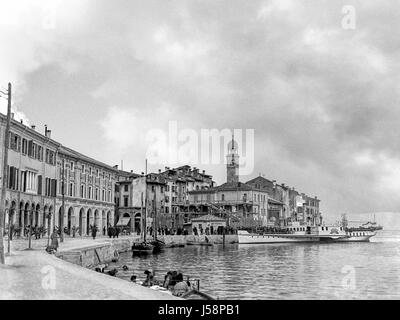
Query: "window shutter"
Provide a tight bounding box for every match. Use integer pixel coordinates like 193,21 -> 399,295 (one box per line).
52,179 -> 57,197
15,169 -> 19,191
10,167 -> 15,189
7,166 -> 11,188
23,171 -> 27,192
28,140 -> 33,156
37,175 -> 42,195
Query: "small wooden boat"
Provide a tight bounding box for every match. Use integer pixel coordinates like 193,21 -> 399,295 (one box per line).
132,242 -> 154,255
151,239 -> 166,253
181,289 -> 215,300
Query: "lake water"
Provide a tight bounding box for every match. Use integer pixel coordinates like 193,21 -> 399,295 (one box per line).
109,230 -> 400,300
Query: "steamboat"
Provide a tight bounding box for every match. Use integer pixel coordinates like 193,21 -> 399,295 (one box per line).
238,214 -> 382,244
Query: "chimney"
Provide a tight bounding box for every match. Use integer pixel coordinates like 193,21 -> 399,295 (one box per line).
20,119 -> 23,124
113,165 -> 119,169
31,125 -> 36,130
45,125 -> 51,138
11,113 -> 14,119
130,170 -> 134,173
202,170 -> 205,175
158,169 -> 162,173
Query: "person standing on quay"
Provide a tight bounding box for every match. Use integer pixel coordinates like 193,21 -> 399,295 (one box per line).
91,225 -> 98,240
48,229 -> 59,252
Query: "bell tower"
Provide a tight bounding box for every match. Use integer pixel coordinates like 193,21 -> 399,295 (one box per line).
226,134 -> 239,184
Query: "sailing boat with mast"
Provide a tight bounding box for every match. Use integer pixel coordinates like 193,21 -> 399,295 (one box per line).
132,160 -> 154,255
150,190 -> 166,253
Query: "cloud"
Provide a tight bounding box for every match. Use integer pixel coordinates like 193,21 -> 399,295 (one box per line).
3,0 -> 400,219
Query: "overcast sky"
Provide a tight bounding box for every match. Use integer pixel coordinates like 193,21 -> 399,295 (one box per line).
1,0 -> 400,227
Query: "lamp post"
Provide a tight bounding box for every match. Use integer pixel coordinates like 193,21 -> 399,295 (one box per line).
0,83 -> 12,264
28,207 -> 33,250
7,208 -> 11,254
47,211 -> 52,247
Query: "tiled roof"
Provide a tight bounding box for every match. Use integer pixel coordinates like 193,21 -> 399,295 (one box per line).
59,145 -> 118,171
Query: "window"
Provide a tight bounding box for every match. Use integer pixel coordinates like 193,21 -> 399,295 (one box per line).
22,139 -> 28,155
9,132 -> 21,152
95,188 -> 99,200
124,185 -> 129,192
70,162 -> 74,171
89,168 -> 92,175
80,185 -> 85,198
222,194 -> 225,201
88,186 -> 92,199
45,149 -> 55,165
24,171 -> 38,193
123,196 -> 129,207
37,145 -> 43,161
32,143 -> 37,159
7,166 -> 19,190
69,183 -> 74,197
81,164 -> 85,172
102,189 -> 105,201
108,190 -> 111,202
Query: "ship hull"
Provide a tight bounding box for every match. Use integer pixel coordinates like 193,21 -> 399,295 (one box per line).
334,232 -> 376,242
238,234 -> 321,244
238,231 -> 377,244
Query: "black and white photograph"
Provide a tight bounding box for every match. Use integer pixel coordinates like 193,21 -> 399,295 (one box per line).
0,0 -> 399,309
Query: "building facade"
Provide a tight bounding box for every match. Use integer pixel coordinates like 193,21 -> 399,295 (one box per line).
55,146 -> 117,236
114,165 -> 214,233
188,136 -> 322,228
1,115 -> 58,235
1,113 -> 117,237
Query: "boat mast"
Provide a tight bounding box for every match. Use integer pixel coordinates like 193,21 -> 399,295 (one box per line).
144,159 -> 148,243
140,192 -> 146,240
153,190 -> 157,241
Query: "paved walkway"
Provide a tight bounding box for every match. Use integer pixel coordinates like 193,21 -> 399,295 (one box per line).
0,236 -> 179,300
5,234 -> 136,252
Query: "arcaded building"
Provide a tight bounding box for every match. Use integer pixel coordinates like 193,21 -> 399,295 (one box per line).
0,114 -> 59,233
55,146 -> 118,236
0,113 -> 117,237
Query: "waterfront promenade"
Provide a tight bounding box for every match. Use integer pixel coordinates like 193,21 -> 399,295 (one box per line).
0,236 -> 179,300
